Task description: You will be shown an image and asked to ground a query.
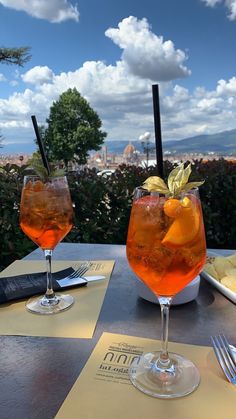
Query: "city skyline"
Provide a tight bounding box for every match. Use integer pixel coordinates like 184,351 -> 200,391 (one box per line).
1,0 -> 236,152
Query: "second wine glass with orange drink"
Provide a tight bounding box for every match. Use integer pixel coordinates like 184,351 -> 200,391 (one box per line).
126,163 -> 206,398
20,175 -> 74,315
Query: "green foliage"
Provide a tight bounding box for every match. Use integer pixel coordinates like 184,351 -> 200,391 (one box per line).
190,159 -> 236,249
0,159 -> 235,271
0,47 -> 31,66
0,164 -> 35,270
66,164 -> 162,244
66,160 -> 236,249
27,152 -> 65,180
41,88 -> 107,168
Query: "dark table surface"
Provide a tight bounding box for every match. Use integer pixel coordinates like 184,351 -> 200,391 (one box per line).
0,243 -> 235,419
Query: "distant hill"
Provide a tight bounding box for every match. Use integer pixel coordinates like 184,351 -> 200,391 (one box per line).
104,129 -> 236,155
1,128 -> 236,156
163,129 -> 236,154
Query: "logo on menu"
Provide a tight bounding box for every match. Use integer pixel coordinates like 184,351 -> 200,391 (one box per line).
94,341 -> 143,384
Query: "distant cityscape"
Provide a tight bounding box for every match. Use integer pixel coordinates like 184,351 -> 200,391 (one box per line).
0,128 -> 236,169
0,142 -> 235,172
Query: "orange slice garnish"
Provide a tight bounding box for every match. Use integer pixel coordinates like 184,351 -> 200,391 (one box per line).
162,197 -> 200,247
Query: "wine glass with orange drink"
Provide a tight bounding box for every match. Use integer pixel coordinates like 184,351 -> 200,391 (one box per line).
20,175 -> 74,314
126,164 -> 206,398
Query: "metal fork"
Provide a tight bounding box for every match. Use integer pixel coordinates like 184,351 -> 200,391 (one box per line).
63,261 -> 92,280
211,334 -> 236,385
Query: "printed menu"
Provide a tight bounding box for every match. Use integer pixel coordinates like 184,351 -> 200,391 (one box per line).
56,332 -> 236,419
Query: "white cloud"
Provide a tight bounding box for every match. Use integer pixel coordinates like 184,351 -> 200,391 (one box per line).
0,0 -> 79,23
2,59 -> 236,145
0,73 -> 7,82
9,80 -> 19,87
197,97 -> 223,111
201,0 -> 221,6
227,0 -> 236,20
21,66 -> 54,85
161,82 -> 236,139
1,15 -> 236,146
0,120 -> 29,129
195,124 -> 209,133
201,0 -> 236,20
105,16 -> 191,82
216,77 -> 236,94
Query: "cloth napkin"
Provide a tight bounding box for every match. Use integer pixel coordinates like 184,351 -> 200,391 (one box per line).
0,266 -> 87,303
0,259 -> 114,338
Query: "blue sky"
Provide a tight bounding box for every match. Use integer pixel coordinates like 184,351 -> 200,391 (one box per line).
1,0 -> 236,153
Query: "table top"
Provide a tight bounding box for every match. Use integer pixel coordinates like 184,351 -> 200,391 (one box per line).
0,243 -> 235,419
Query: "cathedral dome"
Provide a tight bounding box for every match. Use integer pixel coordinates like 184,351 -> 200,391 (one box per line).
124,142 -> 135,155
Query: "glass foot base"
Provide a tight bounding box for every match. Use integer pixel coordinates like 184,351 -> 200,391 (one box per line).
26,294 -> 75,315
129,351 -> 200,399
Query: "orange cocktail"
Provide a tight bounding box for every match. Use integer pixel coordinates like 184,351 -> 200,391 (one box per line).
126,164 -> 207,399
20,175 -> 74,315
20,178 -> 73,251
127,191 -> 206,297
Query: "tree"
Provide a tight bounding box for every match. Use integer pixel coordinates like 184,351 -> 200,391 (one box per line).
42,88 -> 107,168
0,47 -> 31,66
0,46 -> 31,142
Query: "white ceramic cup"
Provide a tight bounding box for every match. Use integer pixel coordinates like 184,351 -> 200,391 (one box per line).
135,275 -> 200,305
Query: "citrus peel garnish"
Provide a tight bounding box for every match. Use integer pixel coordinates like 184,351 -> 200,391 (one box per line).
142,163 -> 204,198
162,197 -> 200,247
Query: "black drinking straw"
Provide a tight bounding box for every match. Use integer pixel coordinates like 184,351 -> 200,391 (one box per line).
152,84 -> 164,179
31,115 -> 50,176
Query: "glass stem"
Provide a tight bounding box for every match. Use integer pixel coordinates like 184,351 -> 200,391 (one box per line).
44,249 -> 55,300
158,297 -> 172,368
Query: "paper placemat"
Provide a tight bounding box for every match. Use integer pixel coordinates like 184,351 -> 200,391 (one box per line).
56,332 -> 236,419
0,260 -> 114,338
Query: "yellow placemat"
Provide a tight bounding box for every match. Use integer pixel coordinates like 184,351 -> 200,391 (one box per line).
0,260 -> 114,338
56,332 -> 236,419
